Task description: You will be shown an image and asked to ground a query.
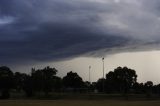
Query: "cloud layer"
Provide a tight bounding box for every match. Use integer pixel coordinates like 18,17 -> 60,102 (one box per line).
1,0 -> 160,64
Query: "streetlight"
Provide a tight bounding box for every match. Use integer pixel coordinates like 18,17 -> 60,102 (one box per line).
102,57 -> 104,79
88,66 -> 91,93
102,57 -> 105,92
89,66 -> 91,84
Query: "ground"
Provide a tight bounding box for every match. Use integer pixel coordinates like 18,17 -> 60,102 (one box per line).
0,100 -> 160,106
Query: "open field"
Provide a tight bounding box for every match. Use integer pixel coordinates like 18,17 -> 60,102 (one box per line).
1,100 -> 160,106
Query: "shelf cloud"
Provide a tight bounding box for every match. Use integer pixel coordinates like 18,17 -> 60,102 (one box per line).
1,0 -> 160,64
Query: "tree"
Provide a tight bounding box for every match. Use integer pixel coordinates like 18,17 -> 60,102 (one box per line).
14,72 -> 28,92
144,81 -> 153,98
63,71 -> 84,90
96,78 -> 105,92
132,82 -> 145,94
152,84 -> 160,95
52,76 -> 62,92
31,66 -> 58,95
22,74 -> 34,97
105,71 -> 116,93
13,72 -> 34,97
105,67 -> 137,94
0,66 -> 14,99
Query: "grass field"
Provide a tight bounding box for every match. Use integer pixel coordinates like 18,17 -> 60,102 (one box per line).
1,100 -> 160,106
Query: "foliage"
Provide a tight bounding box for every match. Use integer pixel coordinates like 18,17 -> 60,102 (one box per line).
31,66 -> 59,95
0,65 -> 160,99
63,71 -> 84,89
0,66 -> 14,99
96,66 -> 137,94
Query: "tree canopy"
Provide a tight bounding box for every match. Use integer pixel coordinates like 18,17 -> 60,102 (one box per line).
31,66 -> 58,95
63,71 -> 84,89
0,66 -> 14,99
0,65 -> 159,99
96,66 -> 137,93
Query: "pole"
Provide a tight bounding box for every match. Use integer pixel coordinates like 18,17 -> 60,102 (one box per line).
88,66 -> 91,93
89,66 -> 91,84
102,58 -> 104,79
102,57 -> 105,93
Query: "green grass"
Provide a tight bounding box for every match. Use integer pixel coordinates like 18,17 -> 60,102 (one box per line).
0,100 -> 160,106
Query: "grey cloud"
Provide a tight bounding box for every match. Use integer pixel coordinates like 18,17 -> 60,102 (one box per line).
1,0 -> 160,65
0,22 -> 130,64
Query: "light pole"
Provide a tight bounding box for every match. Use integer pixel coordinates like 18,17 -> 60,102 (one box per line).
89,66 -> 91,84
102,57 -> 104,79
102,57 -> 105,92
88,66 -> 91,93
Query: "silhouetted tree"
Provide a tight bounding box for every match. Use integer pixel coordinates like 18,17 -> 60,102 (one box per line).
105,67 -> 137,94
52,76 -> 62,92
14,72 -> 28,92
22,74 -> 34,97
0,66 -> 14,99
31,66 -> 58,95
13,72 -> 34,97
152,84 -> 160,95
1,65 -> 160,99
90,82 -> 97,92
84,81 -> 93,92
63,71 -> 84,91
144,81 -> 153,98
96,78 -> 105,92
105,71 -> 116,93
132,82 -> 145,94
84,81 -> 90,88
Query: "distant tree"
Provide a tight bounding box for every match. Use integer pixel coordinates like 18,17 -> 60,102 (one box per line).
52,76 -> 62,92
132,82 -> 145,94
96,78 -> 105,92
145,81 -> 153,88
84,81 -> 92,92
13,72 -> 28,92
152,84 -> 160,96
90,82 -> 97,92
22,74 -> 34,97
144,81 -> 153,98
0,66 -> 14,99
31,66 -> 58,95
105,67 -> 137,94
84,81 -> 91,88
63,71 -> 84,90
105,71 -> 116,93
13,72 -> 34,97
114,67 -> 137,93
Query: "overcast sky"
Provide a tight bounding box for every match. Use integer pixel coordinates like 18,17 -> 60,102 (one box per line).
1,0 -> 160,83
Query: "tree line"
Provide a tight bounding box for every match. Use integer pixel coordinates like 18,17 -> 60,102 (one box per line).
0,66 -> 160,99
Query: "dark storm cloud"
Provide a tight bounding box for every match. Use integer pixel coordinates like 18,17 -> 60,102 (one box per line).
0,21 -> 130,64
1,0 -> 160,64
